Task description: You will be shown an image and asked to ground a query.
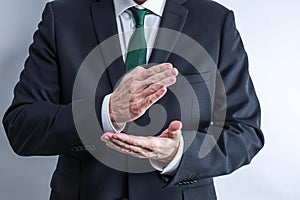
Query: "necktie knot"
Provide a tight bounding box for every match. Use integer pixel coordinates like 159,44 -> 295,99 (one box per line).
129,7 -> 151,28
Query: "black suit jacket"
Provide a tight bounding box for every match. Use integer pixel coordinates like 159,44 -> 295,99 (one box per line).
3,0 -> 264,199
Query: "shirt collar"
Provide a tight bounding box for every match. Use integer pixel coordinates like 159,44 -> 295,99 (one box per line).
113,0 -> 166,17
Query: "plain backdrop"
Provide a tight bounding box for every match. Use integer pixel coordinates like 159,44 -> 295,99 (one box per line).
0,0 -> 299,199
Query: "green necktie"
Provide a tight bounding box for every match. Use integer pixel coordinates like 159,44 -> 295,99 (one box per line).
125,7 -> 151,72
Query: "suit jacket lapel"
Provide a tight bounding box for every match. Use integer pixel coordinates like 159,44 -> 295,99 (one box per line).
90,0 -> 126,88
148,0 -> 188,65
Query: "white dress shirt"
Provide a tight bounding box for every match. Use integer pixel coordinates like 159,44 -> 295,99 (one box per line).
101,0 -> 184,175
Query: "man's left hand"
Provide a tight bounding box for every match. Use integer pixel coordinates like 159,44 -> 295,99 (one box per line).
101,121 -> 182,165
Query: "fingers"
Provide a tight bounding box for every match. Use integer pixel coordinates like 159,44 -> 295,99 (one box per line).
135,63 -> 173,80
132,65 -> 178,110
107,135 -> 162,160
101,133 -> 148,158
101,132 -> 114,141
101,132 -> 180,162
133,63 -> 178,93
111,138 -> 156,159
109,138 -> 159,160
139,75 -> 176,98
132,75 -> 175,112
107,140 -> 148,159
111,133 -> 160,154
102,132 -> 152,151
142,67 -> 178,86
112,133 -> 151,149
135,87 -> 167,112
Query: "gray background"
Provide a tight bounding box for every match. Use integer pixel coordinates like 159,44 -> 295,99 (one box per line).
0,0 -> 299,199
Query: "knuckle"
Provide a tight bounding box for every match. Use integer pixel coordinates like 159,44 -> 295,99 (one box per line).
165,69 -> 172,76
138,154 -> 146,159
132,141 -> 139,146
135,67 -> 146,75
129,103 -> 141,114
162,79 -> 169,86
154,64 -> 164,72
155,83 -> 163,91
145,67 -> 153,74
150,84 -> 156,92
152,74 -> 161,81
146,97 -> 154,105
129,86 -> 137,93
145,152 -> 153,158
147,85 -> 157,94
129,76 -> 137,83
129,93 -> 137,101
129,104 -> 138,113
135,66 -> 144,71
152,140 -> 159,148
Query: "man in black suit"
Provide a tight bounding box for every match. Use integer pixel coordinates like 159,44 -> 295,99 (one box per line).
3,0 -> 264,199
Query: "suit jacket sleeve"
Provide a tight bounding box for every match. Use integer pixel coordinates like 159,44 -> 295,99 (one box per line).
167,10 -> 264,186
2,3 -> 92,156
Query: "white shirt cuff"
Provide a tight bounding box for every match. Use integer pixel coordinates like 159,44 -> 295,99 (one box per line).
101,94 -> 126,133
149,134 -> 184,175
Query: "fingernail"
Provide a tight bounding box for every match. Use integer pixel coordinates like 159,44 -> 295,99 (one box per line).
169,77 -> 175,83
165,63 -> 173,68
171,68 -> 178,76
101,136 -> 108,141
112,134 -> 118,139
159,88 -> 166,94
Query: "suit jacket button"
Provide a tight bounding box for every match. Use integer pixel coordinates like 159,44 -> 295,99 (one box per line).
161,175 -> 169,182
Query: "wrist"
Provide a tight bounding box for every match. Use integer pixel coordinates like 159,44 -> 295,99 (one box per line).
109,94 -> 126,131
109,93 -> 117,123
150,135 -> 184,175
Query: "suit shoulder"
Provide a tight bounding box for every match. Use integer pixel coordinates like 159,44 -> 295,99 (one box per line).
186,0 -> 231,16
44,0 -> 98,21
204,0 -> 231,12
49,0 -> 97,10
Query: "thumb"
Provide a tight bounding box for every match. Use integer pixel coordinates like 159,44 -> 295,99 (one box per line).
167,120 -> 182,138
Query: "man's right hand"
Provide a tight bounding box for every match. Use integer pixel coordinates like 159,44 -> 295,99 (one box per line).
109,63 -> 178,124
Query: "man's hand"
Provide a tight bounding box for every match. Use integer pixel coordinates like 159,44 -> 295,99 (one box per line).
109,63 -> 178,124
101,121 -> 182,165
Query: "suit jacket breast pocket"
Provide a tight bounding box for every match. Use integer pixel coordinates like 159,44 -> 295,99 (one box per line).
168,71 -> 212,128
